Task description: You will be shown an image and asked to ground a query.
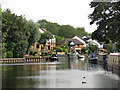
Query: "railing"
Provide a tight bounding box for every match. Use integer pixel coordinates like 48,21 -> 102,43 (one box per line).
0,56 -> 50,63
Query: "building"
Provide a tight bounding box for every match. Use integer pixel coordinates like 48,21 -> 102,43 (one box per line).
72,36 -> 87,47
29,28 -> 56,55
29,42 -> 44,55
57,38 -> 84,53
39,28 -> 56,51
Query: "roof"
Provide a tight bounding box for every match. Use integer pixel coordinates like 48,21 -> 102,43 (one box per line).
39,28 -> 54,37
65,35 -> 75,38
57,38 -> 84,45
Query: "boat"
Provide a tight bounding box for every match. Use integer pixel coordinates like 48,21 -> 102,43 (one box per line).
50,54 -> 58,62
78,55 -> 85,61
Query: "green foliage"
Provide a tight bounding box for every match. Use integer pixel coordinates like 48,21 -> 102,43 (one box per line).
50,50 -> 52,55
63,49 -> 68,54
57,47 -> 63,52
58,25 -> 76,37
60,44 -> 68,49
34,51 -> 38,55
45,23 -> 60,35
27,20 -> 41,48
37,19 -> 90,38
29,50 -> 34,55
89,45 -> 98,53
81,47 -> 93,54
39,32 -> 52,45
115,41 -> 120,52
89,2 -> 120,42
2,9 -> 41,58
37,19 -> 48,28
56,36 -> 65,43
104,44 -> 113,53
7,51 -> 13,58
75,27 -> 88,37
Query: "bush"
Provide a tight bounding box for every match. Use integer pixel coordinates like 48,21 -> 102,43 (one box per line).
60,44 -> 68,49
29,50 -> 34,55
63,49 -> 68,54
89,45 -> 98,53
104,44 -> 113,53
7,51 -> 13,58
34,51 -> 38,55
45,51 -> 49,56
115,41 -> 120,52
50,51 -> 52,55
57,47 -> 63,52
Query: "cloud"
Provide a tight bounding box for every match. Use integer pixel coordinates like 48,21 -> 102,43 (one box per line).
1,0 -> 97,33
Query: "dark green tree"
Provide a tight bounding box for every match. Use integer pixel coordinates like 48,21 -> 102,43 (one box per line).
75,27 -> 88,37
38,32 -> 52,46
89,2 -> 120,43
27,20 -> 41,50
2,9 -> 41,58
58,25 -> 76,37
45,23 -> 60,35
115,41 -> 120,52
56,36 -> 65,43
37,19 -> 48,28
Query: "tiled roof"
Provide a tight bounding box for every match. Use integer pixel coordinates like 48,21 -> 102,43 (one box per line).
57,38 -> 84,45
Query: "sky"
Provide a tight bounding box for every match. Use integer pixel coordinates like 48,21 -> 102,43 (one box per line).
1,0 -> 97,33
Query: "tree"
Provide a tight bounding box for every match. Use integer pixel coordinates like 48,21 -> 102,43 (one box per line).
56,36 -> 65,43
60,44 -> 68,49
37,19 -> 48,28
27,20 -> 41,50
104,44 -> 113,53
89,45 -> 98,53
38,32 -> 52,46
45,22 -> 60,35
58,25 -> 76,37
2,9 -> 41,58
89,2 -> 120,43
115,41 -> 120,52
75,27 -> 87,37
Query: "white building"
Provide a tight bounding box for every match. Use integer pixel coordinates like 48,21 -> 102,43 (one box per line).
72,36 -> 87,47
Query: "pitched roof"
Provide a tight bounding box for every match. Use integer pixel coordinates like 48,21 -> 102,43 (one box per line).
57,38 -> 84,45
39,28 -> 54,37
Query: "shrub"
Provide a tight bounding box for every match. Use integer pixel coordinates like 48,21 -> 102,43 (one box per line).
60,44 -> 68,49
34,51 -> 38,55
89,45 -> 98,53
115,41 -> 120,52
45,51 -> 49,56
50,51 -> 52,55
57,47 -> 63,52
104,44 -> 113,53
29,50 -> 34,55
7,51 -> 13,58
63,49 -> 68,54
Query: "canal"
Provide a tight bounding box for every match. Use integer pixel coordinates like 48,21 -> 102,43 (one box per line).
1,58 -> 120,88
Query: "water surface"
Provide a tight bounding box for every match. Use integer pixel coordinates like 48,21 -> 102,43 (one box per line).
2,59 -> 119,88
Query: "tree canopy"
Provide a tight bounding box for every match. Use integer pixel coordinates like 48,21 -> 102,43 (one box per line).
2,9 -> 41,58
89,2 -> 120,43
37,19 -> 89,38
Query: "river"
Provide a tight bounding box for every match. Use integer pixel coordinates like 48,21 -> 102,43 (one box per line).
1,58 -> 120,88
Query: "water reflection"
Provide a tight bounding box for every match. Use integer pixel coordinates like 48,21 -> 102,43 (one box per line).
2,59 -> 119,88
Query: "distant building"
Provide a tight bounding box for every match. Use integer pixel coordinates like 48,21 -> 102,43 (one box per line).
57,38 -> 84,53
29,28 -> 56,55
72,36 -> 87,47
29,42 -> 44,54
